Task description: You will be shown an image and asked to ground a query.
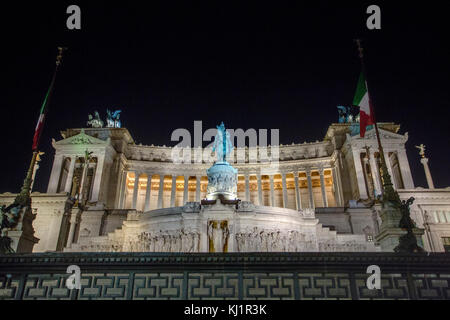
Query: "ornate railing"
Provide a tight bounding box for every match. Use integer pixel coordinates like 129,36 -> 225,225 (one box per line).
0,252 -> 449,300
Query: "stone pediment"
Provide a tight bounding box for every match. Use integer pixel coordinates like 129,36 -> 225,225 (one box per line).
53,129 -> 108,147
350,128 -> 407,142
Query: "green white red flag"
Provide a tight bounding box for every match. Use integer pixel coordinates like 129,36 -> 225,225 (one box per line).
31,47 -> 65,151
32,114 -> 44,150
31,85 -> 52,151
353,72 -> 374,137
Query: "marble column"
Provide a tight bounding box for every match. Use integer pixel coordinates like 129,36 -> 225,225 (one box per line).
331,167 -> 342,206
257,174 -> 263,205
183,176 -> 189,204
369,153 -> 382,196
421,158 -> 435,189
157,175 -> 164,209
65,212 -> 77,248
47,154 -> 64,193
132,171 -> 140,209
294,171 -> 301,210
78,158 -> 90,202
362,156 -> 372,198
118,171 -> 127,209
281,173 -> 288,208
196,176 -> 201,202
384,151 -> 396,189
64,156 -> 76,193
245,173 -> 250,201
170,176 -> 177,207
144,174 -> 152,211
306,168 -> 314,209
397,149 -> 415,189
90,154 -> 106,202
269,175 -> 275,207
375,155 -> 384,188
353,149 -> 368,199
334,156 -> 345,206
319,167 -> 328,207
114,160 -> 125,208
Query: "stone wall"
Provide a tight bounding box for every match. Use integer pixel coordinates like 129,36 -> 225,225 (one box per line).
0,193 -> 71,252
65,202 -> 379,253
398,189 -> 450,252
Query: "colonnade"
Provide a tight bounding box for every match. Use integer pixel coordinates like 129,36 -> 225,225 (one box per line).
48,154 -> 106,203
355,148 -> 414,200
120,167 -> 343,211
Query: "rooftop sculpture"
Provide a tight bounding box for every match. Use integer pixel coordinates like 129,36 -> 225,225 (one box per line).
87,111 -> 104,128
337,105 -> 374,136
337,105 -> 359,123
106,109 -> 122,128
86,109 -> 122,128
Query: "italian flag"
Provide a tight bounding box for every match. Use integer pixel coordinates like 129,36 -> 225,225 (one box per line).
32,111 -> 45,151
31,48 -> 64,151
353,72 -> 374,137
31,84 -> 52,151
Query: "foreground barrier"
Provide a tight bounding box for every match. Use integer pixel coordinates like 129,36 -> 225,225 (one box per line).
0,252 -> 449,300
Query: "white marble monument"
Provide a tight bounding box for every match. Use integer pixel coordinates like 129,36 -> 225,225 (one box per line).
1,119 -> 449,253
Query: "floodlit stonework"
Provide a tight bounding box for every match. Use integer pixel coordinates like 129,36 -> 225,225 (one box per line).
1,122 -> 449,253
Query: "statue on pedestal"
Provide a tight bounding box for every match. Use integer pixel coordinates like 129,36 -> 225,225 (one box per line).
208,220 -> 229,253
0,203 -> 26,253
205,122 -> 238,201
394,197 -> 424,253
212,122 -> 233,163
415,144 -> 426,158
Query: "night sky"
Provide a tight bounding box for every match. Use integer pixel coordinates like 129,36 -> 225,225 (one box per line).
1,1 -> 449,193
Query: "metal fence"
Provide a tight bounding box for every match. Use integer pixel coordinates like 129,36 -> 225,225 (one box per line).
1,252 -> 449,300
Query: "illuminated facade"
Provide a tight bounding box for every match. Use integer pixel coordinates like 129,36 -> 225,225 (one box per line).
1,122 -> 449,253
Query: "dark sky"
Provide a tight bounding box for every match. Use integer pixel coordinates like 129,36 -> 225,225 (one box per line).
1,1 -> 449,193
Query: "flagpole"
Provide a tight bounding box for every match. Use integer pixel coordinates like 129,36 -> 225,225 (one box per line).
354,39 -> 400,203
14,47 -> 67,207
355,40 -> 425,252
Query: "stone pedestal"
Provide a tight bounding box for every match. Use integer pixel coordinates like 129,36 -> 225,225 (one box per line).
6,230 -> 39,253
78,210 -> 106,239
206,161 -> 238,201
377,201 -> 402,231
201,201 -> 236,253
5,206 -> 39,253
375,201 -> 424,252
376,228 -> 424,252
